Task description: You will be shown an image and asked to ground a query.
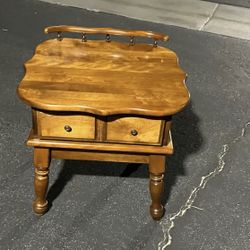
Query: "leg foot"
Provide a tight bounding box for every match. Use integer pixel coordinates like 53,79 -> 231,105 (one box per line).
33,200 -> 49,215
149,173 -> 165,220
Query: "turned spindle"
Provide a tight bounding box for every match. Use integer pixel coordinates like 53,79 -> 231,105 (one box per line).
32,148 -> 50,215
149,155 -> 166,220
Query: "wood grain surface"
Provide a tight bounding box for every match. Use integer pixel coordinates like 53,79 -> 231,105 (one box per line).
18,37 -> 189,117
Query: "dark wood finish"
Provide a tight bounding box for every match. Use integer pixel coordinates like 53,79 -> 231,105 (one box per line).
149,155 -> 166,220
17,26 -> 189,220
33,147 -> 50,215
31,109 -> 38,134
163,119 -> 172,146
95,116 -> 107,141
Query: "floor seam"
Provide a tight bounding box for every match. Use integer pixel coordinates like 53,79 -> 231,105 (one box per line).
157,121 -> 250,249
199,3 -> 219,31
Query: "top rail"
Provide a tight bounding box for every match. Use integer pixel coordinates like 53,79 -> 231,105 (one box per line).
44,25 -> 169,42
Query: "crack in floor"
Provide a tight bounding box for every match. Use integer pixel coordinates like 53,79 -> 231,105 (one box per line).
158,121 -> 250,250
199,3 -> 219,31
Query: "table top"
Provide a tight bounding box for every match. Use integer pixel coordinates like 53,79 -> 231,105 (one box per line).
17,26 -> 189,117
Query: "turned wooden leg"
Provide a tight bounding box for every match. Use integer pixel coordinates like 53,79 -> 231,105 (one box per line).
32,147 -> 50,215
149,155 -> 166,220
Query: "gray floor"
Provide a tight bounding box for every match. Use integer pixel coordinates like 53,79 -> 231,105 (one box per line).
203,0 -> 250,8
40,0 -> 250,40
0,0 -> 250,249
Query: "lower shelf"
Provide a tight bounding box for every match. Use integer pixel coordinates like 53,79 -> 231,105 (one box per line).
51,149 -> 149,163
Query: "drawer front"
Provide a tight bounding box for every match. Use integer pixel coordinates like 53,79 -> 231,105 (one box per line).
106,117 -> 163,144
37,111 -> 95,139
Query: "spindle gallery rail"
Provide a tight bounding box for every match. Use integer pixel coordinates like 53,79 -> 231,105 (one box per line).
44,25 -> 169,46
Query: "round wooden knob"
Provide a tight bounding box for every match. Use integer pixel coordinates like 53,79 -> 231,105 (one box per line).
64,125 -> 72,132
131,129 -> 138,136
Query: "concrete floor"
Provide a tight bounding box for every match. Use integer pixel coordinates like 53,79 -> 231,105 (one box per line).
40,0 -> 250,40
0,0 -> 250,249
204,0 -> 250,8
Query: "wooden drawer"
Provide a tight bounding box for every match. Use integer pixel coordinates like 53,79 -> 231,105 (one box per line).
36,111 -> 95,140
106,116 -> 163,145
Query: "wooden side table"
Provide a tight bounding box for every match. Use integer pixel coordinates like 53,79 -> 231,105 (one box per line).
17,26 -> 189,220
